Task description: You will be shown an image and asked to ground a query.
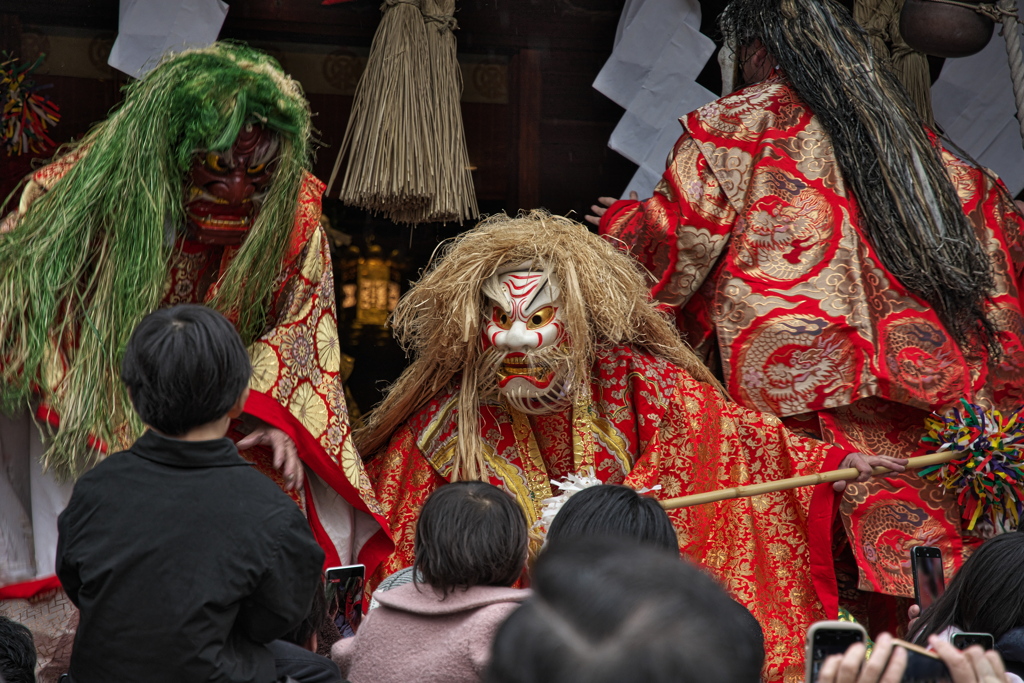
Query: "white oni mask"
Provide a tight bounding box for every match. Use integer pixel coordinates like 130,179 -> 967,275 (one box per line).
481,263 -> 570,414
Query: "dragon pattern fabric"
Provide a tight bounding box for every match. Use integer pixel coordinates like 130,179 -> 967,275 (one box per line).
600,75 -> 1024,601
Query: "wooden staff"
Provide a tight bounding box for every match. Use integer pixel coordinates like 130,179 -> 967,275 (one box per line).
659,451 -> 959,510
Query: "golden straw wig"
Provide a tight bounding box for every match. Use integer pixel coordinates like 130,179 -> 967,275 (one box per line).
357,210 -> 722,479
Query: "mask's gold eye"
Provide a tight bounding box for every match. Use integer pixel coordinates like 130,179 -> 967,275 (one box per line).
492,307 -> 512,330
247,162 -> 267,175
204,152 -> 228,173
527,306 -> 555,329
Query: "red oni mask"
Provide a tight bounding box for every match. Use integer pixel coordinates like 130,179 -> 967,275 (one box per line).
184,123 -> 279,245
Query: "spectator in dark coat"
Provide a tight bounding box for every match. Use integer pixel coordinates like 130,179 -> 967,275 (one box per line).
544,484 -> 765,667
56,305 -> 327,683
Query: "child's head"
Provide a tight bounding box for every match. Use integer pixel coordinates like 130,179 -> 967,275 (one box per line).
486,538 -> 764,683
121,304 -> 252,436
413,481 -> 528,595
546,484 -> 679,553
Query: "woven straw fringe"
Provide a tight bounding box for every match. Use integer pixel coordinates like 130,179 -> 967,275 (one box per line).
327,0 -> 479,226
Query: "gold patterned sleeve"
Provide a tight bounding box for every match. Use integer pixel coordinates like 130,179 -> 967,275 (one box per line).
625,370 -> 848,683
242,177 -> 393,572
599,132 -> 737,309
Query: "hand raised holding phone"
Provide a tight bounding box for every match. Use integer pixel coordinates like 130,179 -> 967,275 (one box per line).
814,632 -> 905,683
813,632 -> 1010,683
911,546 -> 946,612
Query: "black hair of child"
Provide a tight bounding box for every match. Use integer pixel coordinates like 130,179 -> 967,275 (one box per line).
546,484 -> 680,553
486,538 -> 764,683
120,304 -> 252,436
0,615 -> 36,683
413,481 -> 528,597
281,579 -> 328,649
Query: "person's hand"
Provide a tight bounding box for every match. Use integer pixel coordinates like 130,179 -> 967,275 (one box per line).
236,423 -> 304,491
930,636 -> 1010,683
584,192 -> 638,226
907,603 -> 921,632
832,452 -> 908,492
816,632 -> 906,683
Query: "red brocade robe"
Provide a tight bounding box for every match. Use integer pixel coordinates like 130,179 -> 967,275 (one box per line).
0,155 -> 392,600
599,76 -> 1024,605
368,345 -> 853,683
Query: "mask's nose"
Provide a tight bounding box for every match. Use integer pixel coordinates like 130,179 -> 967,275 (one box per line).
502,320 -> 541,351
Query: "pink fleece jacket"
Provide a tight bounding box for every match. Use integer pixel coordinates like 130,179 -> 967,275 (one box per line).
332,583 -> 529,683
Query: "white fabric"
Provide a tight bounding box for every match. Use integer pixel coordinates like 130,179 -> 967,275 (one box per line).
0,411 -> 73,586
306,466 -> 376,565
108,0 -> 229,79
29,437 -> 73,578
594,0 -> 717,198
931,20 -> 1024,196
0,412 -> 34,585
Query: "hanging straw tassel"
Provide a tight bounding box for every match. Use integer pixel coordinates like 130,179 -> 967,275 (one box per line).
853,0 -> 935,127
658,451 -> 958,510
328,0 -> 434,220
327,0 -> 479,225
420,0 -> 478,224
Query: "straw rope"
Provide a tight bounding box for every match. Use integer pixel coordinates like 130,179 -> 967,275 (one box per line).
914,0 -> 1024,150
920,0 -> 1016,20
997,0 -> 1024,150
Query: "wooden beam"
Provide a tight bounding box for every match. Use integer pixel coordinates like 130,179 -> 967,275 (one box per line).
512,48 -> 542,212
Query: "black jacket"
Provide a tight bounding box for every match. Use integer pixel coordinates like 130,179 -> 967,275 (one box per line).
56,429 -> 325,683
998,626 -> 1024,680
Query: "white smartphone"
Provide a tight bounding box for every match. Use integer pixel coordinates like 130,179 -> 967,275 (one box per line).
805,620 -> 868,683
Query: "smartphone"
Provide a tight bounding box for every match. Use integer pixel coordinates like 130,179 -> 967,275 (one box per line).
910,546 -> 945,611
325,564 -> 365,637
892,638 -> 952,683
806,620 -> 868,683
951,632 -> 994,650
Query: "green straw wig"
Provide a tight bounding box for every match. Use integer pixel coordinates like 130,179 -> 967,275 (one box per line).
0,42 -> 312,479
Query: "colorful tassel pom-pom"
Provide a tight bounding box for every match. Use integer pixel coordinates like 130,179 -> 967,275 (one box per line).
2,52 -> 60,156
920,400 -> 1024,530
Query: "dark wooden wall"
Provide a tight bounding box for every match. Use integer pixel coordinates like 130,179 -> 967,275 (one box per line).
0,0 -> 643,218
0,0 -> 708,409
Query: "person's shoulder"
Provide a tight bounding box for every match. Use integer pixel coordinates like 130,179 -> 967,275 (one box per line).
594,345 -> 673,378
688,77 -> 804,138
62,450 -> 147,521
300,170 -> 326,198
220,461 -> 297,508
403,381 -> 461,446
73,448 -> 141,487
377,583 -> 529,616
455,591 -> 529,635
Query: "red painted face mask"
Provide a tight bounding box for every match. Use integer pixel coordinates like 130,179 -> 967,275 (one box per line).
184,123 -> 279,245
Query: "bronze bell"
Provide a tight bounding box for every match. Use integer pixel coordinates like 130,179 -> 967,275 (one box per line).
900,0 -> 995,58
